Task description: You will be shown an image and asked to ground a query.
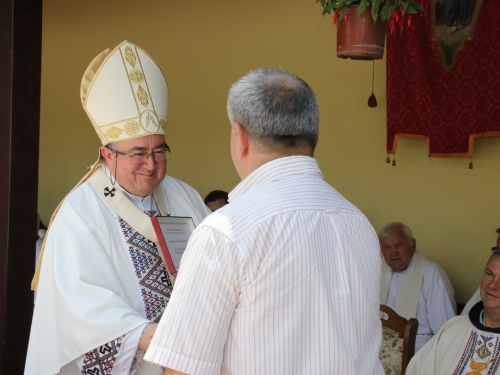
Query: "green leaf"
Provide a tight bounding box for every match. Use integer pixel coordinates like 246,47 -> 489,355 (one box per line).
357,0 -> 369,15
407,4 -> 418,13
411,2 -> 424,11
380,5 -> 391,21
371,4 -> 381,22
339,7 -> 348,19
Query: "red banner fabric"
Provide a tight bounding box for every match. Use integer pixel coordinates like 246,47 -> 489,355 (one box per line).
386,1 -> 500,157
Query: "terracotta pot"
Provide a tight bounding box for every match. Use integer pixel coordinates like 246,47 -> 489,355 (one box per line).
336,7 -> 387,60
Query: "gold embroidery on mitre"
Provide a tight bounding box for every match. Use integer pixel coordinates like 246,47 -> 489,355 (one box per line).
105,126 -> 123,139
145,112 -> 158,130
124,46 -> 136,67
140,110 -> 160,133
137,86 -> 149,107
129,69 -> 144,84
159,118 -> 166,131
124,121 -> 140,136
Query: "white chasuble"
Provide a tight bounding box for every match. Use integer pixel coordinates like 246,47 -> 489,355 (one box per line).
25,165 -> 210,375
407,303 -> 500,375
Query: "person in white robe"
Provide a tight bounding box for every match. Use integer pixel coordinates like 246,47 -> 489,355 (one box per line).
461,228 -> 500,316
379,222 -> 457,352
25,41 -> 210,375
407,250 -> 500,375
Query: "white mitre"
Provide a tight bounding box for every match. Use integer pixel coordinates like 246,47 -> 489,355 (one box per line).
81,40 -> 168,145
32,41 -> 169,290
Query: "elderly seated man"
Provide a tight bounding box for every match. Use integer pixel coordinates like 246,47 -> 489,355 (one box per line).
407,250 -> 500,374
379,222 -> 456,352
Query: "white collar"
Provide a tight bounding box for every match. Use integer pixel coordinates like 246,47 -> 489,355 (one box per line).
229,156 -> 322,202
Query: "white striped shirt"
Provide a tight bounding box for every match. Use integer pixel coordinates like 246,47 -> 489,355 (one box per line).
145,156 -> 383,375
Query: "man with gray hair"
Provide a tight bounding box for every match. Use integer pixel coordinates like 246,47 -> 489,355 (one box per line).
379,221 -> 456,352
407,250 -> 500,374
145,68 -> 384,374
461,227 -> 500,315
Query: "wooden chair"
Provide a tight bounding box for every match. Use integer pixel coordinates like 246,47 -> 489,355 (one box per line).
379,304 -> 418,375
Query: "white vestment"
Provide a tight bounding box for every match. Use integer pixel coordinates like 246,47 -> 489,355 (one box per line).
380,251 -> 457,352
25,169 -> 210,375
406,302 -> 500,375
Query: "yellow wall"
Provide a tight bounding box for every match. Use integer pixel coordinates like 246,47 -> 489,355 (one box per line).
39,0 -> 500,303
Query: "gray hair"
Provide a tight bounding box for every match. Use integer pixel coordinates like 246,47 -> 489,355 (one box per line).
227,68 -> 319,153
378,222 -> 416,247
486,250 -> 500,268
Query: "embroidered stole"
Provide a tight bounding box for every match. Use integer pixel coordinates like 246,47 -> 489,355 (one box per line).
32,162 -> 174,290
86,167 -> 177,286
379,251 -> 426,320
454,331 -> 500,375
119,211 -> 172,322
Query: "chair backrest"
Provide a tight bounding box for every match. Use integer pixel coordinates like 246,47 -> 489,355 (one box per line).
379,304 -> 418,375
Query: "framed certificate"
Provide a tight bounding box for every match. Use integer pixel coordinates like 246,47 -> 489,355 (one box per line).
151,216 -> 195,276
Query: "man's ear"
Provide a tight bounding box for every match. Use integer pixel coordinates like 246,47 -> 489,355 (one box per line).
234,123 -> 250,159
100,146 -> 114,164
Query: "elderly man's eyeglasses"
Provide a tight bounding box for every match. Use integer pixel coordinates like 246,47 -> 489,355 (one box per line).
113,146 -> 170,163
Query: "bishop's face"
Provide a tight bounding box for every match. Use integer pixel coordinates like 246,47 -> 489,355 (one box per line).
380,231 -> 416,272
106,134 -> 167,197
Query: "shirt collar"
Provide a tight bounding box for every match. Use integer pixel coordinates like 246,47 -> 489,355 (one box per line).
229,156 -> 322,202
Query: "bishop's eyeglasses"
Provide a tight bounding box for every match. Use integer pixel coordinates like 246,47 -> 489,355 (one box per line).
110,144 -> 171,163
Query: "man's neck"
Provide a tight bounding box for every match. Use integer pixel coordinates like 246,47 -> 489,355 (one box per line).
121,185 -> 152,200
482,310 -> 500,329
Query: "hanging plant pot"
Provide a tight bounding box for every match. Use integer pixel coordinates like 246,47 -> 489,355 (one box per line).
336,7 -> 387,60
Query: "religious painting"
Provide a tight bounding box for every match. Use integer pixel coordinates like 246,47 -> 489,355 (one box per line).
431,0 -> 483,72
385,0 -> 500,159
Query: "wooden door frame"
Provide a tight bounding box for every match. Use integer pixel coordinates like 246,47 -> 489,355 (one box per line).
0,0 -> 42,372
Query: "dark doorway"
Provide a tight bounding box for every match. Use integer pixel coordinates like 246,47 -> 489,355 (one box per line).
0,0 -> 43,373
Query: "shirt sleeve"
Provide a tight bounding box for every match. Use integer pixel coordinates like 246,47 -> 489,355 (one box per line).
144,225 -> 244,375
75,323 -> 147,374
423,262 -> 457,335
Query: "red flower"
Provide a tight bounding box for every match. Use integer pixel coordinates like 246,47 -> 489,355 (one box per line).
399,18 -> 405,32
389,19 -> 397,34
